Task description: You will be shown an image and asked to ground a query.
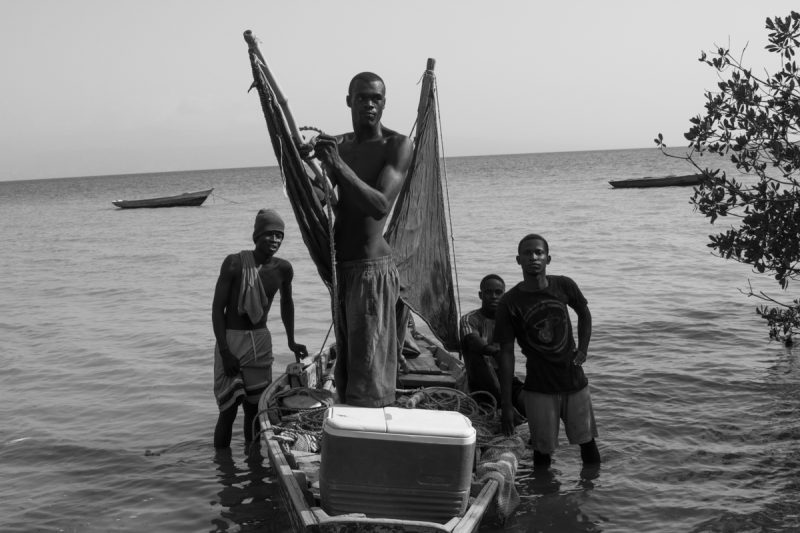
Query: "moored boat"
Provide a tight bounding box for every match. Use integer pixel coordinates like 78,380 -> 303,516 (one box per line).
111,188 -> 213,208
609,173 -> 703,188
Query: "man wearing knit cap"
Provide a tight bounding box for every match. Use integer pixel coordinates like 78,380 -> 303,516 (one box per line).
211,208 -> 307,449
310,72 -> 413,407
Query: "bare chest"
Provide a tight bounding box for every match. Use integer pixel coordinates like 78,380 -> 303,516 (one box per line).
339,140 -> 389,185
258,264 -> 283,297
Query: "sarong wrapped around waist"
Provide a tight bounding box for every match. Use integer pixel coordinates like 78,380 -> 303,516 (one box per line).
213,328 -> 273,411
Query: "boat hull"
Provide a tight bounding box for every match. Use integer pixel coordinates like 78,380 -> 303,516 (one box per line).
609,174 -> 703,188
112,188 -> 213,208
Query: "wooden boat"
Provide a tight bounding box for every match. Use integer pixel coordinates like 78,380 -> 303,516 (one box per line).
609,173 -> 703,188
111,188 -> 213,208
245,30 -> 522,531
258,330 -> 506,532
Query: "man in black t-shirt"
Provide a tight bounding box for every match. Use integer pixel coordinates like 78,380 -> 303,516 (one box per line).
494,234 -> 601,466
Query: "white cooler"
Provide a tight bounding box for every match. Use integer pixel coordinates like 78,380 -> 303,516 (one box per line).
320,405 -> 476,522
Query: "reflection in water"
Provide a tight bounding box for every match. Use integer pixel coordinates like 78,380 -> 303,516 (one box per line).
211,445 -> 291,532
528,464 -> 561,495
520,465 -> 602,532
479,459 -> 602,533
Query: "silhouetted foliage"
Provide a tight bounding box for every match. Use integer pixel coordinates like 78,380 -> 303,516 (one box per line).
655,11 -> 800,345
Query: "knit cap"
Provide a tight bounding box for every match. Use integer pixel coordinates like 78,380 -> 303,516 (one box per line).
252,208 -> 285,242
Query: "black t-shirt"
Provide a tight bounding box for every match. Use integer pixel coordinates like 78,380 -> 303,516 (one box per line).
494,275 -> 588,393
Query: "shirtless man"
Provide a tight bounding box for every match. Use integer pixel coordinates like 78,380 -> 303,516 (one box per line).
212,209 -> 307,448
311,72 -> 413,407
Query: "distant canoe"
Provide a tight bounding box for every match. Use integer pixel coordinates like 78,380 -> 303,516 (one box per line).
609,174 -> 703,189
112,188 -> 213,209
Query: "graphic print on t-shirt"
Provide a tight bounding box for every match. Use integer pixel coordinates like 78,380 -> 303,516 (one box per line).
521,298 -> 570,354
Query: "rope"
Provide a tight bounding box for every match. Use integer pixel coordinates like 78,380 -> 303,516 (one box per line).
432,75 -> 462,324
275,132 -> 289,196
266,387 -> 518,451
299,125 -> 324,137
209,191 -> 243,205
322,164 -> 340,351
316,321 -> 334,361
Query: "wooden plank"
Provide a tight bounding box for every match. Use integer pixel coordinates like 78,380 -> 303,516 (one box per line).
262,435 -> 319,530
451,479 -> 499,533
314,512 -> 452,532
404,353 -> 441,373
398,373 -> 458,388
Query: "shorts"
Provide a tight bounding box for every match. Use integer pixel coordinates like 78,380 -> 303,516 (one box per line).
333,255 -> 400,407
522,386 -> 598,454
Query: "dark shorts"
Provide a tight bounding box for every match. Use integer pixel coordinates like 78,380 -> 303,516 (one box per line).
333,256 -> 400,407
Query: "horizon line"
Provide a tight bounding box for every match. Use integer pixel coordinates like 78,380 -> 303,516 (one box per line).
1,145 -> 667,184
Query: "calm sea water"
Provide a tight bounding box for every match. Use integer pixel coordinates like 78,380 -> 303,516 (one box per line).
1,148 -> 798,533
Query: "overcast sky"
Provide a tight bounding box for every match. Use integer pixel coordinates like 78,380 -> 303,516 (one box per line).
1,0 -> 796,182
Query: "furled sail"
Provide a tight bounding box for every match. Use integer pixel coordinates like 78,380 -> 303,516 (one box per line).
244,31 -> 333,288
384,59 -> 460,351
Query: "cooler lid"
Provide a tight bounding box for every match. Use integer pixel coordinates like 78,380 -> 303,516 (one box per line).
323,405 -> 476,442
324,405 -> 388,433
384,407 -> 475,439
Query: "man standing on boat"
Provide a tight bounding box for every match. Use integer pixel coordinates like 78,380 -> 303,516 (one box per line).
211,209 -> 307,449
310,72 -> 413,407
494,234 -> 601,466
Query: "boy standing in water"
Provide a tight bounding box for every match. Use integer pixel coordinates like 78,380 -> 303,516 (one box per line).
494,234 -> 601,466
211,209 -> 307,449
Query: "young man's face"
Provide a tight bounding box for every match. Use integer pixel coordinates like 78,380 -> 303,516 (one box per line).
479,278 -> 505,312
347,79 -> 385,128
517,238 -> 550,276
255,230 -> 284,258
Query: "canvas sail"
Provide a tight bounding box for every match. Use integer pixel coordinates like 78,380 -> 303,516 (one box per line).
384,60 -> 460,351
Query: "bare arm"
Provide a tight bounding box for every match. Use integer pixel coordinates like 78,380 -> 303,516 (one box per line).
461,333 -> 499,356
278,263 -> 308,360
212,255 -> 234,350
573,302 -> 592,365
212,255 -> 240,376
315,134 -> 413,219
459,315 -> 499,356
498,341 -> 517,435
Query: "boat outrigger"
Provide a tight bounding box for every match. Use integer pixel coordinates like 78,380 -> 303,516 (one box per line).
244,30 -> 524,531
